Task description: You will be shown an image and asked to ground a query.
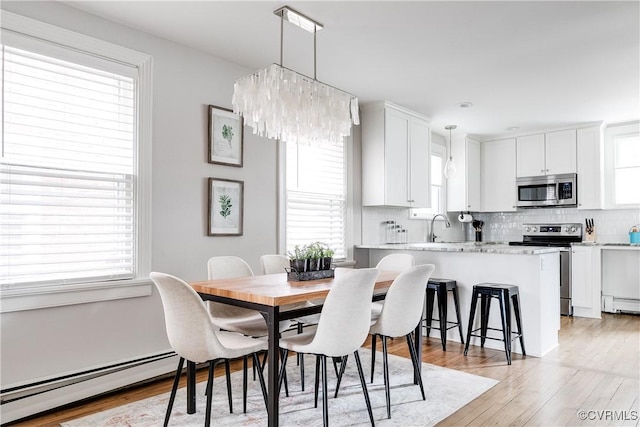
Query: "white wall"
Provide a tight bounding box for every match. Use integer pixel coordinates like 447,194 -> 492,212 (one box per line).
0,0 -> 278,390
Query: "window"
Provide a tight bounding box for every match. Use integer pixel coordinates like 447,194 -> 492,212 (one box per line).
613,133 -> 640,205
285,140 -> 346,260
0,13 -> 151,311
410,143 -> 446,218
429,144 -> 446,214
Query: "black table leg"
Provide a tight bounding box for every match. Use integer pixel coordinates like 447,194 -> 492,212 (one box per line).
266,306 -> 280,427
187,360 -> 196,414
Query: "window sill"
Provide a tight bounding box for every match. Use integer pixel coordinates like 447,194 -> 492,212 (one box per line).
0,279 -> 152,313
334,259 -> 357,268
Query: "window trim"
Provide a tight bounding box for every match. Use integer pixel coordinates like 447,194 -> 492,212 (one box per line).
604,121 -> 640,210
0,12 -> 153,312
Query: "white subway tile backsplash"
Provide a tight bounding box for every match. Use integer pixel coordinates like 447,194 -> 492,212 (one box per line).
362,207 -> 467,244
362,206 -> 640,244
471,208 -> 640,243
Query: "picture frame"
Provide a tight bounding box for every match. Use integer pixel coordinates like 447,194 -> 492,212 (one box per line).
208,178 -> 244,236
208,105 -> 243,167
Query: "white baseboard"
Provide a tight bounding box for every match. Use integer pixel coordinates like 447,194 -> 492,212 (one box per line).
1,354 -> 179,424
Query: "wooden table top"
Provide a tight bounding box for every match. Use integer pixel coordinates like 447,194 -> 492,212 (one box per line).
190,270 -> 398,307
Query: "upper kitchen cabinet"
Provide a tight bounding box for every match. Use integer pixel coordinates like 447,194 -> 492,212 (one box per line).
481,138 -> 517,212
576,124 -> 605,210
361,102 -> 431,208
447,135 -> 480,212
516,129 -> 577,177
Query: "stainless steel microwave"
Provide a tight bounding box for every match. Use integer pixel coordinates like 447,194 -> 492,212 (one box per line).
516,173 -> 577,208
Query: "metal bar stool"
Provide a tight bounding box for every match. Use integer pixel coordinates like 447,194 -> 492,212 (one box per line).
463,283 -> 526,364
423,278 -> 465,351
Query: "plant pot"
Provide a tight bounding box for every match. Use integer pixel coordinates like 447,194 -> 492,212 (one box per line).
290,259 -> 306,273
309,258 -> 321,271
321,257 -> 333,270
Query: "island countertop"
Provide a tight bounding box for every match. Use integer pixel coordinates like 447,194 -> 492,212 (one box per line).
355,242 -> 563,255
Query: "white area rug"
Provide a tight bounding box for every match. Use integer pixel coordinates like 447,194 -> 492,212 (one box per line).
62,351 -> 498,426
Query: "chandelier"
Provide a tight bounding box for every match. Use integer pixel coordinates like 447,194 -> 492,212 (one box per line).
231,6 -> 359,146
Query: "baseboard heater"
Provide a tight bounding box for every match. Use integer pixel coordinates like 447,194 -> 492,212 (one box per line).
602,296 -> 640,314
1,351 -> 178,424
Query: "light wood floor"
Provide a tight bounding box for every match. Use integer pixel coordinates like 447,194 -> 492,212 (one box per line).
8,313 -> 640,426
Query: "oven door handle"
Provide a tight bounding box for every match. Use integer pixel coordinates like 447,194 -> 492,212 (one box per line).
555,182 -> 560,202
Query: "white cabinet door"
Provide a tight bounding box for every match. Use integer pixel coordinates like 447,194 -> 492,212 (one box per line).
384,109 -> 410,207
409,119 -> 431,208
546,129 -> 577,175
481,138 -> 517,212
571,246 -> 593,308
516,133 -> 545,177
577,126 -> 604,210
361,102 -> 431,208
466,138 -> 481,211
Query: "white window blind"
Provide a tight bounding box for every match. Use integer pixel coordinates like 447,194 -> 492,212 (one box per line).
286,141 -> 346,259
1,43 -> 138,288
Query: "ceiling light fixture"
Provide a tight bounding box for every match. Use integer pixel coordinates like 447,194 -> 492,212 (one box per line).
444,125 -> 457,179
231,5 -> 359,146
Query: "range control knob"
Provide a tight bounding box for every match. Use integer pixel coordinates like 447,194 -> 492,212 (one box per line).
570,226 -> 577,233
565,227 -> 570,232
525,226 -> 531,233
531,227 -> 538,232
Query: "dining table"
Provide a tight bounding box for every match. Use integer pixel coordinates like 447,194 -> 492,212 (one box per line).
189,269 -> 420,427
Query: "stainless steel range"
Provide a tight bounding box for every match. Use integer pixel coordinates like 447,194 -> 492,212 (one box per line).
509,223 -> 583,316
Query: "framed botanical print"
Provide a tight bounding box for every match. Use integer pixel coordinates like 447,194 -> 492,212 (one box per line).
208,105 -> 243,167
208,178 -> 243,236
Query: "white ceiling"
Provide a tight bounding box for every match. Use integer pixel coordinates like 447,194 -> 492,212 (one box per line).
62,1 -> 639,139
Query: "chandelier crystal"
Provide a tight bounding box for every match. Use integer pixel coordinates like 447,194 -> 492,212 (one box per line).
231,6 -> 359,146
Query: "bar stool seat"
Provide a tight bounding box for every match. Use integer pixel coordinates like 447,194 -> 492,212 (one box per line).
463,283 -> 526,365
423,278 -> 464,351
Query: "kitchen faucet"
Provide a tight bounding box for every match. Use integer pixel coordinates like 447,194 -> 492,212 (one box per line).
429,213 -> 451,242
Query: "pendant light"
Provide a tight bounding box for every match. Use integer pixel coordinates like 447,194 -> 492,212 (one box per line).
444,125 -> 457,179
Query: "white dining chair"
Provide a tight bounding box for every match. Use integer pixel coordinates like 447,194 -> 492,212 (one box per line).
370,253 -> 417,379
206,256 -> 292,336
260,253 -> 325,390
207,256 -> 292,396
260,254 -> 290,275
278,267 -> 380,427
375,253 -> 416,272
149,272 -> 268,427
369,264 -> 436,419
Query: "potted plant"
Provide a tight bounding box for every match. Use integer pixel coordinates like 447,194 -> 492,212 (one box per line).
306,243 -> 322,271
322,247 -> 334,271
287,245 -> 308,272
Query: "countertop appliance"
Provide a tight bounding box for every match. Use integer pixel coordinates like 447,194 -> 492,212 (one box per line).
509,223 -> 583,316
516,173 -> 577,208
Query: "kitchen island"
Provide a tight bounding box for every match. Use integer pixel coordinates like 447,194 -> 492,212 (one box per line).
355,243 -> 562,357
